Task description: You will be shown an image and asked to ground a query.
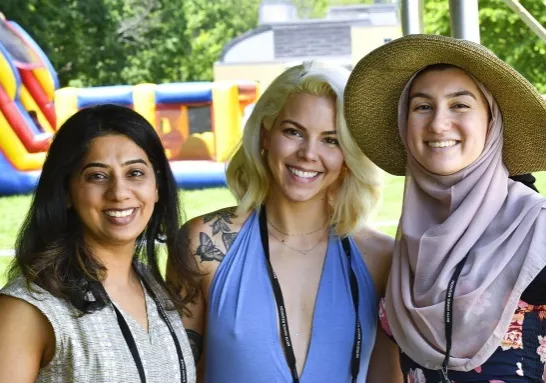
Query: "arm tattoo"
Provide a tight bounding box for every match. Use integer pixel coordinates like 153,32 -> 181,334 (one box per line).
186,329 -> 203,363
196,209 -> 239,263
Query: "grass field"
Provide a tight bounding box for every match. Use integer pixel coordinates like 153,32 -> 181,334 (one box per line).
2,172 -> 546,286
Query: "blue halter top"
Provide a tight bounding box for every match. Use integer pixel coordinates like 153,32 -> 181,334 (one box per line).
205,211 -> 379,382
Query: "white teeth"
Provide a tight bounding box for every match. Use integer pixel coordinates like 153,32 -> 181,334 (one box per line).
105,209 -> 135,218
288,167 -> 319,179
427,140 -> 457,148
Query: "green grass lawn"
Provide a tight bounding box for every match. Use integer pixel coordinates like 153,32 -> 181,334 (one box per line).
2,172 -> 546,286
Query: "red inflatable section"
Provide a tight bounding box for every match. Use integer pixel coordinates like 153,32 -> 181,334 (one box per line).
0,85 -> 50,153
18,68 -> 56,128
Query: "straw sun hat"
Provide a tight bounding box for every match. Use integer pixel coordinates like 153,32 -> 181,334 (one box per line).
344,34 -> 546,176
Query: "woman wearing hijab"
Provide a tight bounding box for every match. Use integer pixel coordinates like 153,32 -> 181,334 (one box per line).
344,34 -> 546,382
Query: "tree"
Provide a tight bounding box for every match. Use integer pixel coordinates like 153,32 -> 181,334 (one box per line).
181,0 -> 261,81
424,0 -> 546,92
1,0 -> 260,85
293,0 -> 375,19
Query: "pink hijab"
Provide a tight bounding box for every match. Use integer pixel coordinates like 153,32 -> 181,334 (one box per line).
385,70 -> 546,371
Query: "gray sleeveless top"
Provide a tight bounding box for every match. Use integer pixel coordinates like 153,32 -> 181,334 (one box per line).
0,264 -> 196,383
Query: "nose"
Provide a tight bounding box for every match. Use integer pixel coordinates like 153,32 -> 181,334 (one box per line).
428,108 -> 451,134
297,138 -> 319,162
106,176 -> 131,201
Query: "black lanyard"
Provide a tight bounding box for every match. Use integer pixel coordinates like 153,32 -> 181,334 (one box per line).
112,273 -> 187,383
258,207 -> 362,383
438,256 -> 468,383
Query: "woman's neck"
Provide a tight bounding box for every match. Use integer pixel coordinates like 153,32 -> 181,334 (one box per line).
264,194 -> 331,236
85,239 -> 138,288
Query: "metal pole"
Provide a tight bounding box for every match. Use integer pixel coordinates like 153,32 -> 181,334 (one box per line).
401,0 -> 424,35
449,0 -> 481,43
502,0 -> 546,44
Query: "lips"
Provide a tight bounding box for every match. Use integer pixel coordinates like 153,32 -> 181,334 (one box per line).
426,140 -> 458,148
287,165 -> 320,179
103,208 -> 138,225
104,208 -> 136,217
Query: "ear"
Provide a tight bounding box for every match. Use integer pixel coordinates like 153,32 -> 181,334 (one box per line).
66,194 -> 72,209
260,123 -> 270,151
155,187 -> 159,203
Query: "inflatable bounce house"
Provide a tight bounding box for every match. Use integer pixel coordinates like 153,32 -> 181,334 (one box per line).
0,14 -> 258,195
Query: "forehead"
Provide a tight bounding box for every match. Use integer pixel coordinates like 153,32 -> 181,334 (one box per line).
83,134 -> 148,162
278,92 -> 336,123
411,67 -> 481,93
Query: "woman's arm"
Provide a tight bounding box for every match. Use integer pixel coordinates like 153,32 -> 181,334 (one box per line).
0,295 -> 55,383
168,207 -> 246,382
352,228 -> 402,382
181,291 -> 207,383
366,327 -> 403,383
352,227 -> 394,296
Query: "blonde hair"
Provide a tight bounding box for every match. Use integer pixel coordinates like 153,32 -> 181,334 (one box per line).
226,61 -> 383,236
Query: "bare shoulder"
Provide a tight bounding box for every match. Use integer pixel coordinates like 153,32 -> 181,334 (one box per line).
0,294 -> 55,371
352,226 -> 394,257
0,294 -> 51,331
351,227 -> 394,296
183,206 -> 252,267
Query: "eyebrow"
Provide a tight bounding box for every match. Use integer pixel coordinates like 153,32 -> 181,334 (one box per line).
410,90 -> 477,101
81,158 -> 149,173
280,119 -> 337,135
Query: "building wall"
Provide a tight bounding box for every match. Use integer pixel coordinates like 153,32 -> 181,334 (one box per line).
215,4 -> 401,89
223,30 -> 275,63
351,25 -> 402,65
214,62 -> 287,90
274,23 -> 352,58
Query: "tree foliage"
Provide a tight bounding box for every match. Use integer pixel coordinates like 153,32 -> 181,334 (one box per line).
1,0 -> 260,86
424,0 -> 546,92
293,0 -> 375,19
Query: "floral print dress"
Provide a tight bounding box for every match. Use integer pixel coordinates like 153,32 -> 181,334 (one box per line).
380,269 -> 546,383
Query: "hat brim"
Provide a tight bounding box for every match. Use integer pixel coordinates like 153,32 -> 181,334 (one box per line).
344,34 -> 546,176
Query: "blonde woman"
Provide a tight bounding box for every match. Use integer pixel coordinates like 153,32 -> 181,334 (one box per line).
170,62 -> 399,382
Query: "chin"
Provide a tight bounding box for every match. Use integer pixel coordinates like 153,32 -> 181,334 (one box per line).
284,190 -> 322,203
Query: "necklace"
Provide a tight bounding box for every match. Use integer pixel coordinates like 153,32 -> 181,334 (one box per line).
268,229 -> 327,255
266,217 -> 329,236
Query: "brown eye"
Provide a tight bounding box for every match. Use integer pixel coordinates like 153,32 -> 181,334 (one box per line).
283,128 -> 302,137
86,173 -> 107,181
324,137 -> 339,146
128,169 -> 145,177
413,104 -> 432,111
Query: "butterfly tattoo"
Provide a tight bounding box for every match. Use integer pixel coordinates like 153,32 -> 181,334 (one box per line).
195,208 -> 239,263
195,233 -> 225,262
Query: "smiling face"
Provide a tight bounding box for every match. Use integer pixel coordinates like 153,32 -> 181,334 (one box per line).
407,67 -> 490,175
68,134 -> 158,249
262,92 -> 344,204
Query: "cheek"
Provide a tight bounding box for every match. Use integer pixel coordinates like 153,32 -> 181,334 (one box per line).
140,182 -> 161,206
69,185 -> 100,211
406,123 -> 421,153
325,150 -> 345,173
406,115 -> 421,138
463,115 -> 488,145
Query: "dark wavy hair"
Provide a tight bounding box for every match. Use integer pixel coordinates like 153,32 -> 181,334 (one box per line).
9,104 -> 199,314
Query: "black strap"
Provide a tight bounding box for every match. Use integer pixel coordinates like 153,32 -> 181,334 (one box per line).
342,236 -> 362,383
259,207 -> 361,382
439,256 -> 468,383
113,305 -> 147,382
112,274 -> 187,383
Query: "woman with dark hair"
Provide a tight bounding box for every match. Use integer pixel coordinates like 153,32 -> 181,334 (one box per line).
0,104 -> 197,382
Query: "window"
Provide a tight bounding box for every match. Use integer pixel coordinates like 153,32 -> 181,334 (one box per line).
188,105 -> 212,135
